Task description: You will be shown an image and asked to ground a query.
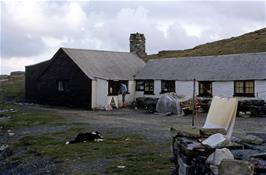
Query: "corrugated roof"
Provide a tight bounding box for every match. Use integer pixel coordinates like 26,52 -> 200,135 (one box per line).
62,48 -> 145,80
135,52 -> 266,81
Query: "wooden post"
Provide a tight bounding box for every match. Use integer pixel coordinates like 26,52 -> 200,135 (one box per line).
192,79 -> 196,126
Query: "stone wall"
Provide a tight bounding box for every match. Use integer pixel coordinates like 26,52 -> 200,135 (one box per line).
129,33 -> 147,58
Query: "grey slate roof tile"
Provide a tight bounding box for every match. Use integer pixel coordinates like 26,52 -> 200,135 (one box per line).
62,48 -> 145,80
135,52 -> 266,81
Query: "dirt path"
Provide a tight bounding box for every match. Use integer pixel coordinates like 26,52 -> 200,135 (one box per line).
34,106 -> 266,143
2,105 -> 266,175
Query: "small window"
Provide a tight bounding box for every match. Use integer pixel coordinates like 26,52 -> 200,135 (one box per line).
198,81 -> 212,97
108,80 -> 128,95
161,80 -> 175,93
136,81 -> 144,91
57,80 -> 69,93
234,80 -> 254,97
144,80 -> 154,95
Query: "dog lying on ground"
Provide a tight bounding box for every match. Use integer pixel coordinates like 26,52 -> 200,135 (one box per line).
65,131 -> 103,144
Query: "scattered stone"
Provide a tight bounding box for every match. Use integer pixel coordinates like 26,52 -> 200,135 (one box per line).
251,152 -> 266,159
231,149 -> 260,160
117,165 -> 126,169
0,146 -> 12,161
209,165 -> 219,175
202,133 -> 229,148
0,144 -> 9,151
247,132 -> 266,142
240,135 -> 264,145
164,112 -> 173,116
170,127 -> 201,138
206,148 -> 234,175
0,109 -> 17,113
219,159 -> 254,175
8,132 -> 15,136
0,114 -> 10,120
250,156 -> 266,172
0,109 -> 9,113
0,157 -> 57,175
200,128 -> 227,137
206,148 -> 234,166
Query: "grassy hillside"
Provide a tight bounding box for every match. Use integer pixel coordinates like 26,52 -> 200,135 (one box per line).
0,76 -> 25,102
146,27 -> 266,59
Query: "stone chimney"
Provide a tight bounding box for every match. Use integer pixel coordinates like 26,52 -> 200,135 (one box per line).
129,33 -> 146,58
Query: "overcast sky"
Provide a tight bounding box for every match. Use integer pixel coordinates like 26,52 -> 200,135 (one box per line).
1,0 -> 265,74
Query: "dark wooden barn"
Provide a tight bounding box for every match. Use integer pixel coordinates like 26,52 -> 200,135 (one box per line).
25,48 -> 145,109
26,48 -> 92,108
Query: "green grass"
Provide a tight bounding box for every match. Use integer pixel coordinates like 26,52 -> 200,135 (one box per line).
1,106 -> 173,174
147,27 -> 266,60
106,148 -> 171,175
16,132 -> 171,175
0,102 -> 64,129
18,133 -> 146,160
0,76 -> 25,102
0,110 -> 64,129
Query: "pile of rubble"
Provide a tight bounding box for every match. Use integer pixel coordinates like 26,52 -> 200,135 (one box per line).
170,96 -> 266,175
238,99 -> 266,117
170,127 -> 266,175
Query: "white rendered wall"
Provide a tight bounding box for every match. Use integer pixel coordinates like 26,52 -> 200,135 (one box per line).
154,80 -> 161,96
175,81 -> 198,97
135,80 -> 266,102
255,80 -> 266,101
95,78 -> 108,109
212,81 -> 234,98
95,79 -> 136,109
91,80 -> 97,108
135,91 -> 144,98
137,80 -> 197,98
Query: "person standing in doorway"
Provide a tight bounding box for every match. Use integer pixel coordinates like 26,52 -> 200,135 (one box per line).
120,83 -> 128,107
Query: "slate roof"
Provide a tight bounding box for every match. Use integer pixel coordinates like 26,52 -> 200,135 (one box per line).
25,60 -> 51,80
135,52 -> 266,81
62,48 -> 145,80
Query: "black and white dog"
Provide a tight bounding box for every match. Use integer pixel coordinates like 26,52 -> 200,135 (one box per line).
65,131 -> 103,144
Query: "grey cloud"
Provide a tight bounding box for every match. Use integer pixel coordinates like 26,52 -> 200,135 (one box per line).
1,18 -> 46,58
1,1 -> 265,60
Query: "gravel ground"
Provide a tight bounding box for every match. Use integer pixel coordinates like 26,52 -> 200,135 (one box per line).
35,106 -> 266,143
1,105 -> 266,174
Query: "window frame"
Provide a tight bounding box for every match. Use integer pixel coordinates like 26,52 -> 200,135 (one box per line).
234,80 -> 255,97
198,81 -> 212,97
136,80 -> 145,91
56,79 -> 69,94
144,80 -> 154,95
161,80 -> 175,93
108,80 -> 129,96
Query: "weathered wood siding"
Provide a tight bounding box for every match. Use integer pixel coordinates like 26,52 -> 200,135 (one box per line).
27,49 -> 92,108
25,60 -> 50,102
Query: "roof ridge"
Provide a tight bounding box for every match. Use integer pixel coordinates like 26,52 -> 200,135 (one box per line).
25,59 -> 51,67
148,52 -> 266,62
61,47 -> 134,54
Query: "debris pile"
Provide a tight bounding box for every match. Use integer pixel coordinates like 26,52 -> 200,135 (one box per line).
238,99 -> 266,117
135,94 -> 199,114
171,127 -> 266,175
170,96 -> 266,175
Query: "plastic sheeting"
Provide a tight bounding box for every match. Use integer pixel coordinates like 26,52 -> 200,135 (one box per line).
156,93 -> 190,115
203,96 -> 238,140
